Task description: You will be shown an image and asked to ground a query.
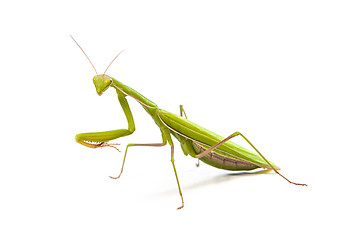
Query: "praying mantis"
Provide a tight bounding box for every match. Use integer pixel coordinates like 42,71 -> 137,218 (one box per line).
72,36 -> 307,210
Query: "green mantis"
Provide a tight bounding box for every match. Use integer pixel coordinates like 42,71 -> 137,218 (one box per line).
72,36 -> 306,210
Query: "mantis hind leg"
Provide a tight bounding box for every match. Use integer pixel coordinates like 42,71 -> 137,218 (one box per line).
196,131 -> 307,186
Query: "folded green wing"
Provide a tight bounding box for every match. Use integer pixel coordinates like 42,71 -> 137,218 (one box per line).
157,109 -> 279,170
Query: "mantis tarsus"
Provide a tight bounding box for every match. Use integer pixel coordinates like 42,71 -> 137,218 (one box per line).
72,36 -> 307,210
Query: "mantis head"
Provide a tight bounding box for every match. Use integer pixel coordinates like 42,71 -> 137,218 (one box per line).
93,74 -> 112,96
71,35 -> 124,96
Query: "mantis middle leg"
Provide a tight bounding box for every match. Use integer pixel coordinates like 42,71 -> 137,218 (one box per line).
110,128 -> 185,209
171,144 -> 184,209
109,133 -> 167,179
164,129 -> 184,209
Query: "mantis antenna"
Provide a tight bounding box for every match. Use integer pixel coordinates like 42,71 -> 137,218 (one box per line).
103,50 -> 125,75
70,35 -> 98,75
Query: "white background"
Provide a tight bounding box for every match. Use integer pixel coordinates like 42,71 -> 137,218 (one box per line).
1,1 -> 359,239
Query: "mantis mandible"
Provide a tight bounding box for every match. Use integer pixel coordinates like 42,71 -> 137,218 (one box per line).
72,36 -> 307,210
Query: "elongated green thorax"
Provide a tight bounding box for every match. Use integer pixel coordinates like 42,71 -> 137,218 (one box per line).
110,78 -> 158,109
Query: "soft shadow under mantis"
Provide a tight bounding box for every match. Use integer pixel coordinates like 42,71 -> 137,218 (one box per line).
153,169 -> 274,198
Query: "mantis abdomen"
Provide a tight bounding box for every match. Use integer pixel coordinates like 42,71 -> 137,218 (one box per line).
192,142 -> 260,171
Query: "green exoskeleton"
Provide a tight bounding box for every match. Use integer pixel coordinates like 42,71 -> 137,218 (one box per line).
72,36 -> 306,210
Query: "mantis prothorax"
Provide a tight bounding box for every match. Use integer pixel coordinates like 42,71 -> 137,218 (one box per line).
72,36 -> 307,210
